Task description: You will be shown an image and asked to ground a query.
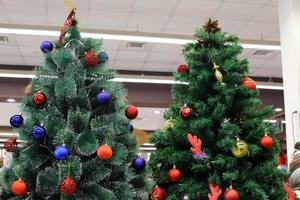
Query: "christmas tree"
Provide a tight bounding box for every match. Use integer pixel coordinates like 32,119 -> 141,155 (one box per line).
149,19 -> 287,200
0,8 -> 147,200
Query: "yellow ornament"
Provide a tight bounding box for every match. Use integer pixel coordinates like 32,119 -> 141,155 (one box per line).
213,63 -> 225,85
163,118 -> 174,131
231,138 -> 248,158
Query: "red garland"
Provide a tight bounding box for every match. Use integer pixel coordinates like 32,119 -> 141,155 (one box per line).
59,8 -> 76,44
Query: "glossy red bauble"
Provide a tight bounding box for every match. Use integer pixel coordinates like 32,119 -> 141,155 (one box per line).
168,168 -> 181,183
260,135 -> 273,150
97,144 -> 113,160
85,51 -> 99,67
177,64 -> 189,73
125,105 -> 138,120
11,179 -> 27,196
33,92 -> 47,107
150,186 -> 167,200
60,176 -> 76,196
224,188 -> 239,200
179,106 -> 192,119
242,77 -> 256,91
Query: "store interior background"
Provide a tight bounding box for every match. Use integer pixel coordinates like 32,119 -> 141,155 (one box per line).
0,0 -> 286,164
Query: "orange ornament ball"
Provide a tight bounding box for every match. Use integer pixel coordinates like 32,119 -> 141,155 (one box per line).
168,168 -> 181,183
11,179 -> 27,196
224,188 -> 239,200
242,77 -> 256,91
97,144 -> 113,160
260,135 -> 273,150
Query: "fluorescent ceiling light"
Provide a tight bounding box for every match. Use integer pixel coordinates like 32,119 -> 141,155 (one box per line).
154,110 -> 161,114
0,73 -> 35,79
0,27 -> 281,50
256,84 -> 283,90
275,108 -> 283,112
264,119 -> 277,123
6,98 -> 16,103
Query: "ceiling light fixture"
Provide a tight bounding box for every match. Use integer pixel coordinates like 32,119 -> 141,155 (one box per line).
154,110 -> 161,114
0,27 -> 281,50
274,108 -> 283,112
6,98 -> 16,103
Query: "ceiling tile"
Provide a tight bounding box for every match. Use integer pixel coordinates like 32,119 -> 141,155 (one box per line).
23,56 -> 42,66
147,52 -> 180,63
46,0 -> 89,9
15,35 -> 56,47
0,55 -> 24,65
75,9 -> 89,28
4,6 -> 47,24
90,0 -> 134,12
247,57 -> 268,68
102,40 -> 121,51
126,14 -> 169,32
3,0 -> 46,7
238,22 -> 279,40
142,62 -> 172,72
214,2 -> 263,21
252,5 -> 278,24
151,44 -> 182,54
88,11 -> 128,29
19,46 -> 42,57
224,0 -> 269,4
0,46 -> 20,56
262,59 -> 282,69
163,16 -> 205,35
47,8 -> 69,26
174,0 -> 221,17
0,5 -> 8,23
116,50 -> 149,62
113,61 -> 143,71
132,0 -> 178,15
218,19 -> 247,34
0,34 -> 18,46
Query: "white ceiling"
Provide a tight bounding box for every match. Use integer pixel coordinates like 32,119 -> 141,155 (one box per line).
0,0 -> 282,77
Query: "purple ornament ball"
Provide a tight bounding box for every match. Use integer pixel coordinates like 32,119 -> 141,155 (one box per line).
96,90 -> 111,105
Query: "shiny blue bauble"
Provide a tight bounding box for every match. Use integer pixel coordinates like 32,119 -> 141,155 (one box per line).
96,90 -> 111,105
10,114 -> 23,128
128,123 -> 134,133
98,51 -> 109,63
31,125 -> 46,140
40,40 -> 53,53
132,157 -> 146,171
54,146 -> 69,160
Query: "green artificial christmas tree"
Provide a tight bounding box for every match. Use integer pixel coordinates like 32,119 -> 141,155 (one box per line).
149,19 -> 287,200
0,8 -> 147,200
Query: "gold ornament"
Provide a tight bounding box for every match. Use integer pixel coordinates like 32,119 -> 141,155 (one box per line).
24,84 -> 32,95
163,118 -> 174,131
231,138 -> 248,158
213,63 -> 225,85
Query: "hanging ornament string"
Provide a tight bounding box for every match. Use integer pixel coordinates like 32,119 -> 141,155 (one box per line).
64,0 -> 74,12
59,8 -> 77,45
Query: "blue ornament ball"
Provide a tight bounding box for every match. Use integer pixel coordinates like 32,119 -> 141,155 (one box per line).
98,51 -> 109,63
128,123 -> 134,133
54,146 -> 69,160
10,114 -> 23,128
31,125 -> 46,140
96,90 -> 111,105
132,157 -> 146,171
40,40 -> 53,53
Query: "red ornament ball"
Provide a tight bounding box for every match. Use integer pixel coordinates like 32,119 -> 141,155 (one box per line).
260,135 -> 273,150
168,168 -> 181,183
85,51 -> 99,67
60,176 -> 76,196
125,105 -> 138,119
179,106 -> 192,119
242,77 -> 256,91
97,144 -> 113,160
224,188 -> 239,200
177,64 -> 189,73
11,179 -> 27,196
150,186 -> 167,200
33,92 -> 47,107
4,138 -> 17,152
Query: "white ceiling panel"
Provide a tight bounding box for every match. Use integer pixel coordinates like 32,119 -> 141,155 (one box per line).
18,46 -> 41,57
102,40 -> 121,51
163,16 -> 205,35
252,5 -> 278,24
88,11 -> 128,29
238,22 -> 278,40
142,62 -> 172,72
4,6 -> 47,24
47,8 -> 69,26
248,57 -> 268,68
2,0 -> 46,7
46,0 -> 90,9
0,46 -> 20,56
0,55 -> 24,65
147,52 -> 180,63
23,56 -> 42,66
151,44 -> 183,54
218,19 -> 247,34
90,0 -> 134,13
224,0 -> 269,4
0,4 -> 8,23
15,35 -> 56,47
132,0 -> 178,15
126,14 -> 170,32
117,50 -> 149,62
214,2 -> 263,21
113,61 -> 143,71
174,0 -> 221,17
